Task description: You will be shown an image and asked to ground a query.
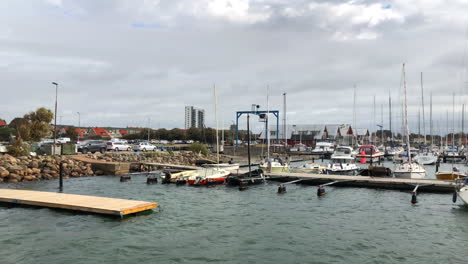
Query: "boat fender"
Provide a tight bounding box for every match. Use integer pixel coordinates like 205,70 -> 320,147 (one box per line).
317,186 -> 325,196
411,192 -> 417,204
452,192 -> 457,203
277,184 -> 286,194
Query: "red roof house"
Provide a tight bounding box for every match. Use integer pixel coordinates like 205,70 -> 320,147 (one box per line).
0,119 -> 7,127
91,127 -> 111,138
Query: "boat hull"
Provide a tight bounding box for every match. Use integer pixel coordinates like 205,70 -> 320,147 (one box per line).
326,169 -> 358,176
393,171 -> 426,179
259,165 -> 289,173
187,177 -> 226,186
436,172 -> 467,180
458,186 -> 468,205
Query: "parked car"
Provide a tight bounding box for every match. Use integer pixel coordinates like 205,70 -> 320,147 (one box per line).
57,137 -> 71,144
77,140 -> 107,154
106,141 -> 131,151
132,142 -> 157,152
159,140 -> 170,145
185,140 -> 194,144
39,138 -> 54,146
0,143 -> 7,153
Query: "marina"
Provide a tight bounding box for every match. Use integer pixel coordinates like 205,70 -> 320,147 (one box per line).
3,1 -> 468,263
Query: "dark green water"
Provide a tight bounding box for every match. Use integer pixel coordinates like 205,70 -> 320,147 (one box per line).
1,163 -> 468,264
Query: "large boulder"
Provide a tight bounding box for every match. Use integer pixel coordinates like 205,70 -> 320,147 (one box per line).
0,167 -> 9,178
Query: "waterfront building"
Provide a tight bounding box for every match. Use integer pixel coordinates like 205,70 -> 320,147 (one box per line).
185,106 -> 205,129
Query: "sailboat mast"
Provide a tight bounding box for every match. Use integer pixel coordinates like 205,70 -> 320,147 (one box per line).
460,104 -> 465,147
452,93 -> 455,148
267,86 -> 270,159
430,93 -> 433,147
389,91 -> 392,143
214,85 -> 219,164
353,85 -> 356,146
381,104 -> 384,145
446,110 -> 449,147
403,63 -> 412,165
418,109 -> 421,145
283,92 -> 287,148
373,95 -> 376,145
421,72 -> 426,145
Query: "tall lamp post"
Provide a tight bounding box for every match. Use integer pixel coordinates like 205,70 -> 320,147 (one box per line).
52,82 -> 58,155
77,112 -> 81,142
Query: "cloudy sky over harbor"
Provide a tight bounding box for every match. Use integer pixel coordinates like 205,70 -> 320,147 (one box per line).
1,0 -> 468,134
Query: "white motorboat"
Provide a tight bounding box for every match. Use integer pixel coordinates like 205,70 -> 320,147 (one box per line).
290,143 -> 307,152
393,63 -> 426,179
387,147 -> 404,161
259,157 -> 289,173
311,141 -> 334,156
414,151 -> 438,165
327,146 -> 359,175
290,163 -> 327,174
394,162 -> 426,179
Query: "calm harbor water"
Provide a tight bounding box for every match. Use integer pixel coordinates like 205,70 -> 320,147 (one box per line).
1,160 -> 468,264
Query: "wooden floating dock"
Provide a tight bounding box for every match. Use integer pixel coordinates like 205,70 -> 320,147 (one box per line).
266,172 -> 456,193
0,189 -> 158,216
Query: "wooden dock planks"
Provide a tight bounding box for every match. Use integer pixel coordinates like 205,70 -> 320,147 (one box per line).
0,189 -> 158,216
266,172 -> 457,192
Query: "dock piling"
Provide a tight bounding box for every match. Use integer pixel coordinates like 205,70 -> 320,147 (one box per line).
59,162 -> 64,192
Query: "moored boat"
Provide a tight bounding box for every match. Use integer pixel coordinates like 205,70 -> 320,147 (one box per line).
436,168 -> 467,180
414,151 -> 438,165
259,157 -> 289,173
327,146 -> 359,175
187,168 -> 230,186
355,145 -> 384,163
393,63 -> 426,179
311,141 -> 334,157
289,162 -> 327,174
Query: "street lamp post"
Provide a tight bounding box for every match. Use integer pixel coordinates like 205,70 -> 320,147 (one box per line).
52,82 -> 58,155
77,112 -> 81,142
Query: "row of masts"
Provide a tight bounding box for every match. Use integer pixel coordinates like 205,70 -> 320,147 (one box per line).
354,72 -> 466,148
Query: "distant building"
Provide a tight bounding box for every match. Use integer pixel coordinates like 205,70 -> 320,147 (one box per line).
185,106 -> 205,129
0,119 -> 6,127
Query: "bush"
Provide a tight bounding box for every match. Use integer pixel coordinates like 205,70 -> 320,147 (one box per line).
189,142 -> 208,156
7,139 -> 29,157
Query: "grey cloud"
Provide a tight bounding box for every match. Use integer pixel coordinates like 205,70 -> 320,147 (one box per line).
0,0 -> 467,135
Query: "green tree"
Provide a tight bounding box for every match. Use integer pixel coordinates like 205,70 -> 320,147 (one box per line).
186,128 -> 202,142
24,107 -> 54,141
8,108 -> 53,142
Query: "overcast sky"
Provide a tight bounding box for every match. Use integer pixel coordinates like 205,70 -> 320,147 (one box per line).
1,0 -> 468,135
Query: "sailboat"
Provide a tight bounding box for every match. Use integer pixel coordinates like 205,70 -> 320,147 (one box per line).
188,85 -> 231,186
414,73 -> 438,165
259,87 -> 289,173
226,114 -> 266,187
394,64 -> 426,179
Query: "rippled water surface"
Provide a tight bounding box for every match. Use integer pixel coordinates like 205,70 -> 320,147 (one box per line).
1,162 -> 468,264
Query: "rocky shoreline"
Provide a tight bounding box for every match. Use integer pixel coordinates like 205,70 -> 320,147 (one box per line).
87,151 -> 221,165
0,154 -> 94,183
0,151 -> 225,183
